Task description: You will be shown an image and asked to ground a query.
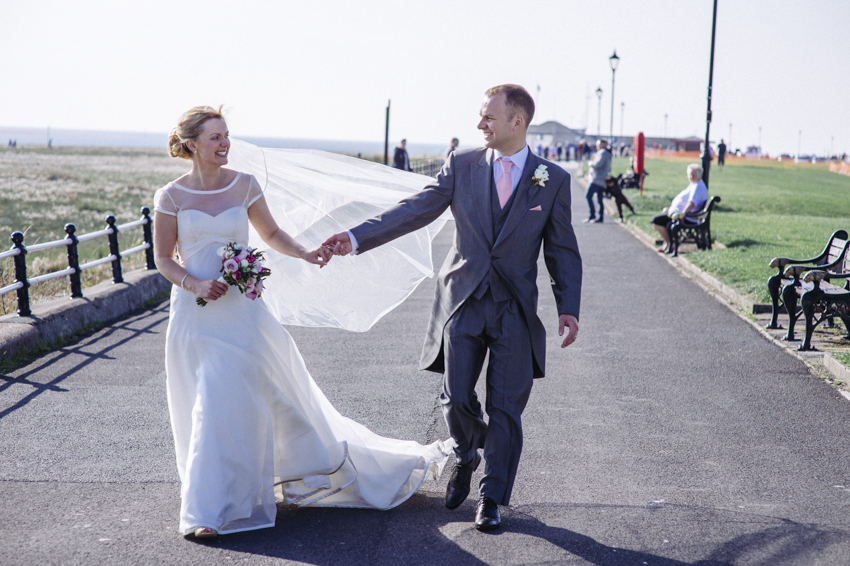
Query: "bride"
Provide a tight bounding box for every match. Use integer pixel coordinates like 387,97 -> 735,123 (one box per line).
153,106 -> 451,538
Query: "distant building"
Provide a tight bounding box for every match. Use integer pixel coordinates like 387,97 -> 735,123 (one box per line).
527,120 -> 705,154
526,120 -> 586,148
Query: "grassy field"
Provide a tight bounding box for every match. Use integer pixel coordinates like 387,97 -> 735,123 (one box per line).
0,146 -> 187,314
607,156 -> 850,303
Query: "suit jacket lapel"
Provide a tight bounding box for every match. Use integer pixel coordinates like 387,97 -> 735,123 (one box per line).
494,151 -> 539,247
474,149 -> 495,247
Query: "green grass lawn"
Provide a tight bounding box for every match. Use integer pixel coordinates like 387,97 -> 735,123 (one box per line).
0,146 -> 187,314
608,156 -> 850,303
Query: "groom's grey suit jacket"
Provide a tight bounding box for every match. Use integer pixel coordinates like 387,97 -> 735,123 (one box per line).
351,147 -> 582,378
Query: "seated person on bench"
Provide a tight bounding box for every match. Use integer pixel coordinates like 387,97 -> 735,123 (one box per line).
650,164 -> 708,253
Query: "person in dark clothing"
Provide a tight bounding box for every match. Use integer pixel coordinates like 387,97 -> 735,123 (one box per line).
717,139 -> 727,170
392,139 -> 412,171
604,176 -> 636,221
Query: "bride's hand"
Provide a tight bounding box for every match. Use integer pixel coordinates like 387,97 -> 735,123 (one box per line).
189,277 -> 228,301
301,246 -> 332,268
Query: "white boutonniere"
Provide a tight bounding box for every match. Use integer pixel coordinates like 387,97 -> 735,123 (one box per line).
532,164 -> 549,187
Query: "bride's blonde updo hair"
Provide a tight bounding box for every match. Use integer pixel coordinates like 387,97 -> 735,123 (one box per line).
168,105 -> 225,160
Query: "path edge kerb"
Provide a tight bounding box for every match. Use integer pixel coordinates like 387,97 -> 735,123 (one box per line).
0,269 -> 170,362
573,171 -> 850,389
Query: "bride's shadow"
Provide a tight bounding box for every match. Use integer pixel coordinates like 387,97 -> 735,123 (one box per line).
191,494 -> 847,565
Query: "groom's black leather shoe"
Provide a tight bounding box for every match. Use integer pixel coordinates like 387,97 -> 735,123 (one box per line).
474,497 -> 501,531
445,453 -> 481,509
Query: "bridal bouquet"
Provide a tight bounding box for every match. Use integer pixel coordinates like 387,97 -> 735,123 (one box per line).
196,242 -> 272,306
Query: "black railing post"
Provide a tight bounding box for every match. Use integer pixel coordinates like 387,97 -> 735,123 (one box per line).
141,206 -> 156,270
105,215 -> 123,283
64,223 -> 82,298
11,231 -> 31,316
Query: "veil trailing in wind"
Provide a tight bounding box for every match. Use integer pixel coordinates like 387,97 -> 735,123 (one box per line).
226,139 -> 451,332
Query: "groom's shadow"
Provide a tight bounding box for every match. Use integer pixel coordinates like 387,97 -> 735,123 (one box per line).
192,493 -> 848,565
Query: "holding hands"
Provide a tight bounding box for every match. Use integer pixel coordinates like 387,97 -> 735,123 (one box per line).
322,232 -> 353,257
303,246 -> 334,267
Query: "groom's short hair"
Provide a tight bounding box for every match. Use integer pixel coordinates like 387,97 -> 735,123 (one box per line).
485,84 -> 535,126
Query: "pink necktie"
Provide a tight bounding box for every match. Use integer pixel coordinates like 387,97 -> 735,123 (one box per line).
496,158 -> 513,209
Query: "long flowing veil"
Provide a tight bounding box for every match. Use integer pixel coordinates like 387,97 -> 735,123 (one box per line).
226,139 -> 451,332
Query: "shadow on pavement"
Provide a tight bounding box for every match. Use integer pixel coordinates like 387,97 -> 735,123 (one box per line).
180,496 -> 849,565
0,302 -> 168,419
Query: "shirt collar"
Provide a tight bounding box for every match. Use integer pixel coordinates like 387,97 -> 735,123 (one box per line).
494,145 -> 530,173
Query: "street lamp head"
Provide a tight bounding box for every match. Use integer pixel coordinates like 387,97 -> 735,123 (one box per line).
595,87 -> 602,100
609,50 -> 619,71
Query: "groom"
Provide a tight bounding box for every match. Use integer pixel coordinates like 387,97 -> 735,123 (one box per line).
324,84 -> 582,531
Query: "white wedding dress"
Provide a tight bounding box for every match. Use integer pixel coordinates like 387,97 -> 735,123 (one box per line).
154,171 -> 452,536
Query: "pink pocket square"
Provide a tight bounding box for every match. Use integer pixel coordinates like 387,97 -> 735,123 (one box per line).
529,205 -> 543,211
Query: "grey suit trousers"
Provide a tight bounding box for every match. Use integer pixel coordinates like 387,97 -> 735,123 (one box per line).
441,289 -> 533,506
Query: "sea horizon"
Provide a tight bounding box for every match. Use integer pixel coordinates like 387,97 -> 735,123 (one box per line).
0,126 -> 450,158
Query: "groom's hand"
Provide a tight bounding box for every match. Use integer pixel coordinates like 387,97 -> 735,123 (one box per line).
558,314 -> 579,348
322,231 -> 353,256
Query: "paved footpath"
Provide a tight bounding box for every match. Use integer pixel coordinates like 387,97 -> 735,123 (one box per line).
1,165 -> 849,565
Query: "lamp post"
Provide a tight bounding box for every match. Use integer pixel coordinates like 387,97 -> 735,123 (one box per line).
664,114 -> 668,139
729,123 -> 732,151
384,100 -> 390,165
595,87 -> 602,137
620,102 -> 625,139
700,0 -> 718,187
609,50 -> 619,140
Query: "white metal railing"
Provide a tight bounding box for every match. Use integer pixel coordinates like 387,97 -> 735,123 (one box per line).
0,208 -> 156,316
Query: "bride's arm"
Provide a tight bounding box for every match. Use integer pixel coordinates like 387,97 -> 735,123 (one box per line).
153,211 -> 228,301
248,197 -> 330,266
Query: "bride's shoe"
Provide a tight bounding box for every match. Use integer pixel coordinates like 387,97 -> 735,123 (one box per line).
191,527 -> 218,539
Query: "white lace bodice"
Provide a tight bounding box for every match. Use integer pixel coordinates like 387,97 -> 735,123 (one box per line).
154,172 -> 263,280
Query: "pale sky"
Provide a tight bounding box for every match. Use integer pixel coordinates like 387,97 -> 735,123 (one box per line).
1,0 -> 847,156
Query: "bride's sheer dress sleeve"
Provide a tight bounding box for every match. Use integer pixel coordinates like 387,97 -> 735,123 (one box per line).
154,187 -> 178,216
230,139 -> 451,332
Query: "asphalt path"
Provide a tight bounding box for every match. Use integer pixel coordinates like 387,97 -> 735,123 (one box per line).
1,165 -> 849,565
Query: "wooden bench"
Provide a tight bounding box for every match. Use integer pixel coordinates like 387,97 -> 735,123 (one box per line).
766,230 -> 850,340
668,196 -> 722,257
798,253 -> 850,351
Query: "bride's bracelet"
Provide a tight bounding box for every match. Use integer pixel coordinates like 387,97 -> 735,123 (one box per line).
180,273 -> 190,290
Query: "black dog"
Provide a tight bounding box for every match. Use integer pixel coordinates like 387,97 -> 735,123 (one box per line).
604,175 -> 636,220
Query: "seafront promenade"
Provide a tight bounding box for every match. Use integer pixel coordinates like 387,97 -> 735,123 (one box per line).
1,165 -> 849,565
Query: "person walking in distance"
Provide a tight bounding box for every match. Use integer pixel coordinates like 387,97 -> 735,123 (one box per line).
444,137 -> 459,161
584,139 -> 611,223
393,139 -> 412,171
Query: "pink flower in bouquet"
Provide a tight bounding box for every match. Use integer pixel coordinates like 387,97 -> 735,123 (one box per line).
246,254 -> 256,263
237,249 -> 249,261
245,281 -> 255,294
255,279 -> 264,293
223,258 -> 239,273
245,290 -> 258,300
233,270 -> 242,281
